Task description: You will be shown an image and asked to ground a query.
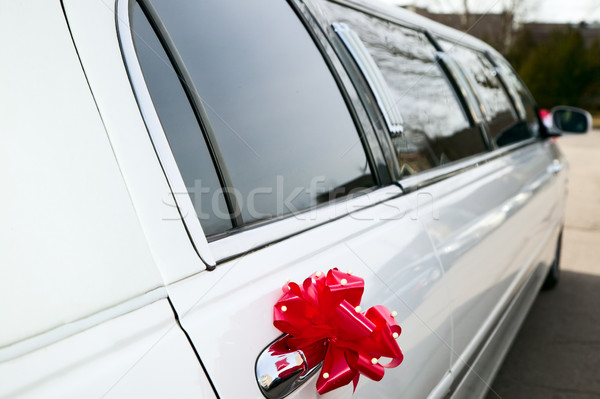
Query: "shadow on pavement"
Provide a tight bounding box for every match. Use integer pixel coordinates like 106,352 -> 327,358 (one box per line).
487,270 -> 600,398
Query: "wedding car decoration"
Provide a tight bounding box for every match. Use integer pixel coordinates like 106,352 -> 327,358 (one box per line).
273,268 -> 403,394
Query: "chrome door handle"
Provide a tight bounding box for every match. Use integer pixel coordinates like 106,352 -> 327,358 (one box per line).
548,160 -> 563,175
255,335 -> 323,399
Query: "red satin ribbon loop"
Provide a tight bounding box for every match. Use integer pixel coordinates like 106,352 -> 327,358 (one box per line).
273,268 -> 403,395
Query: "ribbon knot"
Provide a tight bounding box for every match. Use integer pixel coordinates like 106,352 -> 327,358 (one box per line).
273,268 -> 403,395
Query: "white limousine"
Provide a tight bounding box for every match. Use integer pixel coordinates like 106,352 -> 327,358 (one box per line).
0,0 -> 591,398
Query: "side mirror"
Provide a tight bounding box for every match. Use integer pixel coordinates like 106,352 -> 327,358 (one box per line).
551,106 -> 592,134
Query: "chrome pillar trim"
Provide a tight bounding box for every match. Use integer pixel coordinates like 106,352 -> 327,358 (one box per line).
115,0 -> 216,268
332,22 -> 404,136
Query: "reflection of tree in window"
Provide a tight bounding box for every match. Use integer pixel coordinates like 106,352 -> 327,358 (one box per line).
492,56 -> 539,139
439,40 -> 533,147
324,1 -> 486,175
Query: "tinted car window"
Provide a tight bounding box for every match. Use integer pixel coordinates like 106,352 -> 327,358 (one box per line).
439,40 -> 532,147
492,56 -> 540,137
131,3 -> 232,236
323,2 -> 487,176
143,0 -> 374,226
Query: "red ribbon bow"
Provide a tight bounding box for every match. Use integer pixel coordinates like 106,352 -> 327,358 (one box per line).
273,268 -> 403,395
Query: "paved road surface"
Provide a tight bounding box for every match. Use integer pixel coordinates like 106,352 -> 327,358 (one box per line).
486,131 -> 600,398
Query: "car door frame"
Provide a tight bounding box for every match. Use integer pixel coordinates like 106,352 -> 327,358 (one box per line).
114,0 -> 457,397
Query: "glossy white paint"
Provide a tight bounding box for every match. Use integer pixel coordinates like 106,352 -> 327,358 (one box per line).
208,187 -> 404,261
0,299 -> 216,399
1,2 -> 216,398
168,187 -> 455,399
62,0 -> 212,283
451,240 -> 554,398
0,288 -> 167,362
421,141 -> 563,369
0,0 -> 162,347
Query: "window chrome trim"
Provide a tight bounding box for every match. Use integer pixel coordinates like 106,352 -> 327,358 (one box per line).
205,137 -> 539,264
328,0 -> 426,34
332,22 -> 404,135
209,186 -> 402,263
305,0 -> 402,180
290,0 -> 392,185
116,0 -> 215,268
398,137 -> 539,192
436,52 -> 482,126
493,63 -> 526,121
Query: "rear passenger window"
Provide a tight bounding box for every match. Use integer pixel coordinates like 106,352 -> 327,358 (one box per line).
132,0 -> 375,236
323,1 -> 487,176
438,40 -> 533,147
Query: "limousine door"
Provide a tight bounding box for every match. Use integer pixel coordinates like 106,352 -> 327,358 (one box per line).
414,141 -> 559,370
424,40 -> 563,375
89,0 -> 455,398
166,191 -> 453,399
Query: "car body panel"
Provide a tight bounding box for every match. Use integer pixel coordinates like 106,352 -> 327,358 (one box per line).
449,230 -> 556,398
0,0 -> 162,347
62,0 -> 211,284
421,141 -> 562,366
167,188 -> 455,398
0,299 -> 216,399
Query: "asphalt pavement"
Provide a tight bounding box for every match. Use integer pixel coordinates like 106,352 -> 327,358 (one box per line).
486,130 -> 600,399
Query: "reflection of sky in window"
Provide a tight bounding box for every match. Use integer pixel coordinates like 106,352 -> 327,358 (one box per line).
439,41 -> 513,121
327,6 -> 469,140
494,57 -> 539,130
